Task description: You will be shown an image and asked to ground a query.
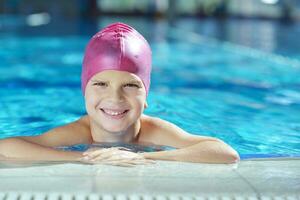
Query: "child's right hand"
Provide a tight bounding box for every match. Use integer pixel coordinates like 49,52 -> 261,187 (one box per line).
79,147 -> 156,167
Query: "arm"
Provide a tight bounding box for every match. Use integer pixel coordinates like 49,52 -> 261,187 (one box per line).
141,140 -> 239,164
139,116 -> 240,164
0,138 -> 82,162
0,116 -> 91,162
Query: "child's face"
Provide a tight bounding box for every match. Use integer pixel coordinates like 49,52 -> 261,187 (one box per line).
84,70 -> 148,133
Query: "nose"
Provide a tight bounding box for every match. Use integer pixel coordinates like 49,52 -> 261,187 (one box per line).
107,88 -> 124,102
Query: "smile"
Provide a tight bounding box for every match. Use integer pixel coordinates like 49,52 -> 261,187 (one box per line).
100,108 -> 129,119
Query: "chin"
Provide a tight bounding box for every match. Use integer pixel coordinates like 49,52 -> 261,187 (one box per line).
102,125 -> 128,134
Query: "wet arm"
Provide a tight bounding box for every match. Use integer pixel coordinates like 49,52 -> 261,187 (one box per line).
0,138 -> 83,162
0,116 -> 91,162
140,139 -> 239,164
139,116 -> 240,164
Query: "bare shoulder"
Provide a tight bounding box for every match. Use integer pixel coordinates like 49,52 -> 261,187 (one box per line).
77,114 -> 90,126
19,115 -> 92,147
139,114 -> 218,148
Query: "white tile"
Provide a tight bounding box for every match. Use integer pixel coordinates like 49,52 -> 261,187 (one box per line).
235,159 -> 300,195
0,177 -> 93,192
92,161 -> 240,179
2,159 -> 299,196
239,159 -> 300,168
235,164 -> 300,179
92,177 -> 255,194
0,163 -> 95,177
248,178 -> 300,195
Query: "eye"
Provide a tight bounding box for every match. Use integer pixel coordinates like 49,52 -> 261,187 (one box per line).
124,83 -> 140,88
93,82 -> 107,86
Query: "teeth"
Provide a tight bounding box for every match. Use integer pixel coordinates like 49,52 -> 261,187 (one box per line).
102,109 -> 127,116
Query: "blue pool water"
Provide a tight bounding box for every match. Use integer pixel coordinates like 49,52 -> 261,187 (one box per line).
0,16 -> 300,160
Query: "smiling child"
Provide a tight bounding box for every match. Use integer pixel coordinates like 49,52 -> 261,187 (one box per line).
0,22 -> 240,167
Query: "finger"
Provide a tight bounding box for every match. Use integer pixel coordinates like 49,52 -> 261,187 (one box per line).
83,147 -> 112,155
99,154 -> 155,163
107,162 -> 135,167
80,157 -> 128,166
92,151 -> 138,162
90,157 -> 154,167
90,149 -> 124,160
89,154 -> 138,163
102,158 -> 155,165
129,157 -> 157,164
100,160 -> 136,167
141,159 -> 157,164
135,157 -> 156,163
91,150 -> 156,163
80,153 -> 113,163
83,147 -> 119,158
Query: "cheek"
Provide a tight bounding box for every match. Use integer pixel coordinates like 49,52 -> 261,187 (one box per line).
85,93 -> 100,113
130,96 -> 146,110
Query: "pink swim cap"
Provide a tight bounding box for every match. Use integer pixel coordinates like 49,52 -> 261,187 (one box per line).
81,22 -> 152,96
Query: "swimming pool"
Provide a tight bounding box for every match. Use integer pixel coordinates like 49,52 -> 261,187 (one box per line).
0,16 -> 300,160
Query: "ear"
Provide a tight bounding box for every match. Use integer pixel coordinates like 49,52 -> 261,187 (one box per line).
144,101 -> 148,109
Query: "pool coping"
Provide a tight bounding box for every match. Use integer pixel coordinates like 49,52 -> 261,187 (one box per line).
0,158 -> 299,196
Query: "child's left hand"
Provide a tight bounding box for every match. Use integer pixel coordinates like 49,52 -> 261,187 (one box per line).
80,147 -> 156,167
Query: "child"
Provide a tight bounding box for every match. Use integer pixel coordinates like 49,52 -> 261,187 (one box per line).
0,22 -> 240,167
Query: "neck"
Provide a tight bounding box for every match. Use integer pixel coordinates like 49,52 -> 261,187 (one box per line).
89,117 -> 141,143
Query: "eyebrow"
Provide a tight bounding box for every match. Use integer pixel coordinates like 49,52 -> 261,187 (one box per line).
91,79 -> 142,84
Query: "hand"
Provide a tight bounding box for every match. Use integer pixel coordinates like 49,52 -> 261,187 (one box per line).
80,147 -> 156,167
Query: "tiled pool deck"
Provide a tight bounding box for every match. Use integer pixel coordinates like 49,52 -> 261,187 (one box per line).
0,158 -> 299,197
